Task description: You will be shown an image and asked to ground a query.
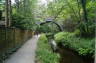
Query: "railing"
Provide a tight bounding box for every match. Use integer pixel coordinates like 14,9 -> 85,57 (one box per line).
0,26 -> 33,62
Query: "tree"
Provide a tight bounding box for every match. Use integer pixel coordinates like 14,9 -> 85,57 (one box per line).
5,0 -> 9,26
39,0 -> 95,36
80,0 -> 88,22
5,0 -> 12,27
12,0 -> 37,30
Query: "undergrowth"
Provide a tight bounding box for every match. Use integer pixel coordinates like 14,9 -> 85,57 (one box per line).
54,32 -> 95,57
36,34 -> 60,63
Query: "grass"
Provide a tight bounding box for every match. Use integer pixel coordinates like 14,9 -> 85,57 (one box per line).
36,34 -> 60,63
54,32 -> 95,57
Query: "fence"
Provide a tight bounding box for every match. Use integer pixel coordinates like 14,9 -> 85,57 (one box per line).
0,27 -> 33,62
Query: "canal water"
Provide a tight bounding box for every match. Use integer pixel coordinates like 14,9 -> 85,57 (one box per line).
58,45 -> 94,63
49,39 -> 94,63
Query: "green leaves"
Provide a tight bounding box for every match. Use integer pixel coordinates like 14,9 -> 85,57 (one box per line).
12,0 -> 37,30
36,34 -> 60,63
54,32 -> 95,57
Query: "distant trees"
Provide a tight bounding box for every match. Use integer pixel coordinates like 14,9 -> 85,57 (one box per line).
11,0 -> 37,30
1,0 -> 95,36
38,0 -> 96,37
0,0 -> 37,29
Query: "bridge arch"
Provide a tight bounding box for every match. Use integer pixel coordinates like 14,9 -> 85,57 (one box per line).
40,21 -> 63,31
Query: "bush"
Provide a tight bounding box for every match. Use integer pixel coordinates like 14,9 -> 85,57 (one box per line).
45,33 -> 54,39
54,32 -> 75,43
36,34 -> 60,63
38,25 -> 52,33
79,21 -> 95,37
54,32 -> 95,56
12,14 -> 34,30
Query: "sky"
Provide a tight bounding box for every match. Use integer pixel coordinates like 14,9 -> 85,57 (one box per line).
38,0 -> 53,6
39,0 -> 47,4
11,0 -> 53,5
11,0 -> 47,4
11,0 -> 47,6
38,0 -> 47,6
11,0 -> 15,4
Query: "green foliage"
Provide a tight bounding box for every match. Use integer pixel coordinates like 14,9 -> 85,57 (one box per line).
73,29 -> 81,36
45,33 -> 54,39
11,0 -> 37,30
38,34 -> 48,42
87,1 -> 96,21
39,25 -> 52,33
54,32 -> 75,43
38,23 -> 60,33
79,21 -> 95,37
36,34 -> 60,63
12,15 -> 34,30
42,0 -> 95,37
54,32 -> 95,56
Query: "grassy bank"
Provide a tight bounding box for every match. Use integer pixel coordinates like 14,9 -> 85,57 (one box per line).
54,32 -> 95,57
36,34 -> 60,63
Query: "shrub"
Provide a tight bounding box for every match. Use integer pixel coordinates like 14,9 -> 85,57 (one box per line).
78,21 -> 95,37
73,29 -> 81,36
12,14 -> 34,30
36,34 -> 60,63
45,33 -> 54,39
54,32 -> 95,57
54,32 -> 75,43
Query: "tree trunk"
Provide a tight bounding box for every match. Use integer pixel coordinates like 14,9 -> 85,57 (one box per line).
8,0 -> 12,27
80,0 -> 89,33
77,0 -> 81,22
5,0 -> 12,27
81,0 -> 88,22
5,0 -> 9,27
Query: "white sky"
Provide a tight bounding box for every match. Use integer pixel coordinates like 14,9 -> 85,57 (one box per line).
11,0 -> 47,4
11,0 -> 15,4
38,0 -> 53,6
38,0 -> 47,6
39,0 -> 47,4
11,0 -> 53,5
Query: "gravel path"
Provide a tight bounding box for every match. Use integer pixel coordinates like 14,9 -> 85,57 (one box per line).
4,35 -> 40,63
